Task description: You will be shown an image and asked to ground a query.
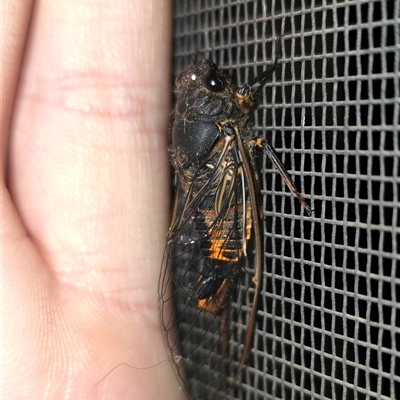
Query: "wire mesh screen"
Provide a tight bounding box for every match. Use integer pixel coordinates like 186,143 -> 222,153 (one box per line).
172,1 -> 400,399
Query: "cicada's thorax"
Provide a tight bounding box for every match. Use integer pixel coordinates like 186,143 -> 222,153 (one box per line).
171,59 -> 251,191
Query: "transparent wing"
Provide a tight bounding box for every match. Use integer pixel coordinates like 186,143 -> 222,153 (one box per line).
159,137 -> 262,399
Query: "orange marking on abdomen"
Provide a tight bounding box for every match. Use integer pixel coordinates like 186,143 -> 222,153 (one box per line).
197,202 -> 252,262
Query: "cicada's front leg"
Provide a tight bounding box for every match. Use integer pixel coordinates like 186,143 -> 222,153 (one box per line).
248,137 -> 313,215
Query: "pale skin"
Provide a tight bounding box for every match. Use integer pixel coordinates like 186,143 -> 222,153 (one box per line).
2,1 -> 186,399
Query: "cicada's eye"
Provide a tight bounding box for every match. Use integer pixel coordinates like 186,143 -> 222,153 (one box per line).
204,71 -> 225,92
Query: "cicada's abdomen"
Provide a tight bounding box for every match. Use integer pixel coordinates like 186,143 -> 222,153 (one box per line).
193,198 -> 252,314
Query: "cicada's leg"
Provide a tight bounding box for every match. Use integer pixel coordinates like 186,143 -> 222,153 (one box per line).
249,137 -> 313,215
232,146 -> 264,378
220,306 -> 229,363
237,37 -> 282,99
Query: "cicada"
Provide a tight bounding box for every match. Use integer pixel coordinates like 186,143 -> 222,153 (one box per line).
159,41 -> 312,399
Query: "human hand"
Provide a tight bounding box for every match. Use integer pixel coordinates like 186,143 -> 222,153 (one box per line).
2,1 -> 185,399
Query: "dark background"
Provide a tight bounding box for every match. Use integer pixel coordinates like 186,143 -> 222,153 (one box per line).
172,1 -> 399,399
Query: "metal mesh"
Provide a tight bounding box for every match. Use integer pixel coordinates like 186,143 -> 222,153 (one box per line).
172,1 -> 400,399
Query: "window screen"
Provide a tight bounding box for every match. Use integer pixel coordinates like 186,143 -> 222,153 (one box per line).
172,1 -> 399,399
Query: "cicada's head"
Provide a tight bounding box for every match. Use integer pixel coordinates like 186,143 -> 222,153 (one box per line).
174,59 -> 236,122
172,60 -> 238,168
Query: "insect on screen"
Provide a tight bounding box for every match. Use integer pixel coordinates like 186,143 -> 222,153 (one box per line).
170,1 -> 400,399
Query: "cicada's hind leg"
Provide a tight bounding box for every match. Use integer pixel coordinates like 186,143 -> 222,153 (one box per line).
249,137 -> 313,215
